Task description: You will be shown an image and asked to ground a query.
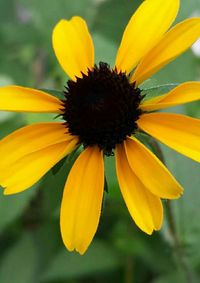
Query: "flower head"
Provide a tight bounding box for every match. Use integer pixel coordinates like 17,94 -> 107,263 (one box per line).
0,0 -> 200,254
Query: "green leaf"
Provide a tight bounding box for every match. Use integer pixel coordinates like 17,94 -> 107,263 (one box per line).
31,221 -> 61,271
41,240 -> 121,281
0,233 -> 39,283
104,155 -> 121,200
51,156 -> 67,175
142,84 -> 178,101
0,186 -> 37,231
52,146 -> 81,176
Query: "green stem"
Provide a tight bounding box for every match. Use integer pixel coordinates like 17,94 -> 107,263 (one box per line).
165,201 -> 192,281
124,256 -> 134,283
150,138 -> 197,283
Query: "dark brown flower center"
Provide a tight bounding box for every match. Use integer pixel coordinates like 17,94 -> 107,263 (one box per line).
62,62 -> 143,155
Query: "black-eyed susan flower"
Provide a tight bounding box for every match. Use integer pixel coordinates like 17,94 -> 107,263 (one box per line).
0,0 -> 200,255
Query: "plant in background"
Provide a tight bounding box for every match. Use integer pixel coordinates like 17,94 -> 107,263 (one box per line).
0,0 -> 200,255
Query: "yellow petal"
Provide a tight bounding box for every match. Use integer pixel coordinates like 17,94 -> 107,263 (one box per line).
116,143 -> 163,233
124,137 -> 183,199
0,122 -> 74,168
115,0 -> 179,74
132,18 -> 200,85
138,113 -> 200,163
52,16 -> 94,81
1,140 -> 77,194
0,86 -> 62,113
60,146 -> 104,255
141,82 -> 200,111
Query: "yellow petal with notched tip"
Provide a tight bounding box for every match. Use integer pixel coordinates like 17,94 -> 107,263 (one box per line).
141,82 -> 200,111
1,140 -> 77,194
0,86 -> 62,113
60,146 -> 104,255
124,137 -> 183,199
116,143 -> 163,234
115,0 -> 179,74
138,113 -> 200,163
52,16 -> 94,81
132,18 -> 200,85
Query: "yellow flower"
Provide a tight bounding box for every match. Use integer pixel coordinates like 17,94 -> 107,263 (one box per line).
0,0 -> 200,255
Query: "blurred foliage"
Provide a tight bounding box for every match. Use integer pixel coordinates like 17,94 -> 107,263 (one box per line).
0,0 -> 200,282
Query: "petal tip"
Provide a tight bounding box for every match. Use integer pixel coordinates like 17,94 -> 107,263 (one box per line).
62,239 -> 87,255
76,247 -> 87,255
62,239 -> 75,253
145,228 -> 154,236
170,186 -> 184,200
154,227 -> 161,232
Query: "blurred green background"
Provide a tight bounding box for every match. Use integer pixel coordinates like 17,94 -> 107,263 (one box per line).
0,0 -> 200,282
